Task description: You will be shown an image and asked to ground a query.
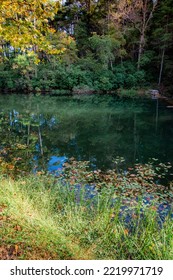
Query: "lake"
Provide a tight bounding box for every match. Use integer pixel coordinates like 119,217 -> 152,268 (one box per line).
0,94 -> 173,175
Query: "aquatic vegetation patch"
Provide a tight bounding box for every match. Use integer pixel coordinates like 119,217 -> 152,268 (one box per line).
61,158 -> 173,202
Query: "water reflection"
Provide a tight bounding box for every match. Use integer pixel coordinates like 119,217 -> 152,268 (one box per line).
0,95 -> 173,174
48,155 -> 67,174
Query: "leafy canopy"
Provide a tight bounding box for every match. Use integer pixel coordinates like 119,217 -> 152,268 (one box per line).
0,0 -> 60,52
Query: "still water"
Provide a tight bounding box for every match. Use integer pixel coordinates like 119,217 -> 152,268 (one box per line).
0,94 -> 173,174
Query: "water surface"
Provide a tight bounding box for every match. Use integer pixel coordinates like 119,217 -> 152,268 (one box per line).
0,94 -> 173,174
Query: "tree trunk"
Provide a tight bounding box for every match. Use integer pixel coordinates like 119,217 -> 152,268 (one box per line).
158,46 -> 165,87
137,31 -> 145,70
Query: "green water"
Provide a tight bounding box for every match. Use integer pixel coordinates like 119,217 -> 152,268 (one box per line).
0,94 -> 173,174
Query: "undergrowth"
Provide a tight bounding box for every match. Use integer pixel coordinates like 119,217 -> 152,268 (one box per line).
0,174 -> 172,260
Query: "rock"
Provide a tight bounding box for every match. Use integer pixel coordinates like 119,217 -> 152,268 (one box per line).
149,89 -> 160,99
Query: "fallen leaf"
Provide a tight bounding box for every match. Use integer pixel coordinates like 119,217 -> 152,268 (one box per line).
14,225 -> 22,231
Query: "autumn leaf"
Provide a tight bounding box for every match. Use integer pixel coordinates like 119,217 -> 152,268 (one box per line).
124,229 -> 129,235
14,245 -> 19,255
13,225 -> 22,231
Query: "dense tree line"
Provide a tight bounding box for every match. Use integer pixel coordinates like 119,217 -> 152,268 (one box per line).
0,0 -> 173,95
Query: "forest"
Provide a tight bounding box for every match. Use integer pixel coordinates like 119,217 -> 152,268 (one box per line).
0,0 -> 173,95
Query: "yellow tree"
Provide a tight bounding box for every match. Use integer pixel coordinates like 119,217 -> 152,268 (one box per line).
0,0 -> 60,53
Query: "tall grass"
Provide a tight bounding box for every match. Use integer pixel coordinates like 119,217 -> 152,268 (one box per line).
0,174 -> 172,260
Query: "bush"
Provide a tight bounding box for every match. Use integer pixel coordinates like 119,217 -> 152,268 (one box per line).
0,57 -> 146,93
113,62 -> 146,89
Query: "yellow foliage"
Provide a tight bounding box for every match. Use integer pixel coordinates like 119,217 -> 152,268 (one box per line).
0,0 -> 59,52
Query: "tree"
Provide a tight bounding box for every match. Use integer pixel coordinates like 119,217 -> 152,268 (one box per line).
0,0 -> 59,53
112,0 -> 158,69
151,0 -> 173,87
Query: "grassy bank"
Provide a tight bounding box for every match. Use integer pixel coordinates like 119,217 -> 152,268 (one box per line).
0,174 -> 172,260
